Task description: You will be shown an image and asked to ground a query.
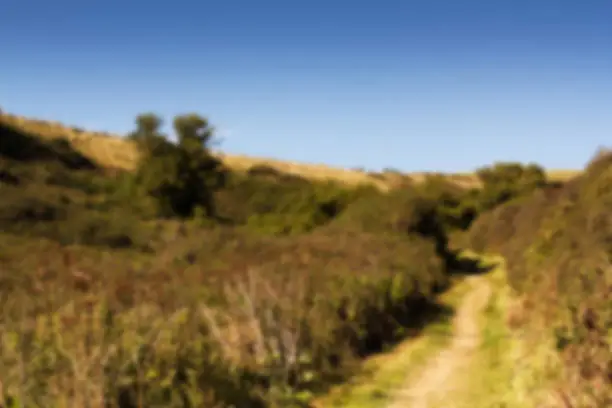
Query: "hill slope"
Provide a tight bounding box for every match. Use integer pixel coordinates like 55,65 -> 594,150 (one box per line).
0,110 -> 485,407
0,109 -> 598,408
0,112 -> 579,189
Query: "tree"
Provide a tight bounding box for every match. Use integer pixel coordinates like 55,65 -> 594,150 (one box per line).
128,113 -> 169,155
130,113 -> 226,218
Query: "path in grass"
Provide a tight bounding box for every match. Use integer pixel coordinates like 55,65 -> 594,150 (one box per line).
385,275 -> 492,408
312,269 -> 490,408
315,255 -> 560,408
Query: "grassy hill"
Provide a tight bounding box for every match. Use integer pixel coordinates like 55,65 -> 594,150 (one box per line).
0,110 -> 476,408
0,109 -> 603,408
0,112 -> 580,190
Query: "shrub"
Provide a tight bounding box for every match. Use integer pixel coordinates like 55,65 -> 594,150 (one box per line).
129,113 -> 226,218
474,161 -> 547,211
0,220 -> 449,407
215,172 -> 364,234
417,174 -> 478,231
332,185 -> 464,264
0,182 -> 150,250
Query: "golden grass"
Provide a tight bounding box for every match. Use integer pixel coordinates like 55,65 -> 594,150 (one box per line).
0,112 -> 580,190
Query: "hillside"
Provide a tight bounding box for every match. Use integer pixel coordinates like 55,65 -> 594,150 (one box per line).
0,110 -> 479,408
463,149 -> 612,406
0,112 -> 580,190
0,110 -> 605,408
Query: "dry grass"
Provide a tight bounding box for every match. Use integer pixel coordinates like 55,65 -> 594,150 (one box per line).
0,112 -> 580,190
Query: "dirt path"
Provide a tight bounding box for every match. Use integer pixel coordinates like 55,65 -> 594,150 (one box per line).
386,276 -> 492,408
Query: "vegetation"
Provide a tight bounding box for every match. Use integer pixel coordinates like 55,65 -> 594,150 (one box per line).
312,274 -> 477,408
0,112 -> 579,189
464,149 -> 612,407
127,113 -> 226,219
0,114 -> 456,407
0,110 -> 606,407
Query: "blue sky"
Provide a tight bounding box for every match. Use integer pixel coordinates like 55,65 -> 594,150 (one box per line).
2,1 -> 611,172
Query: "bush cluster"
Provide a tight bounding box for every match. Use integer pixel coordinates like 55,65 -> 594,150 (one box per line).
464,151 -> 611,406
0,215 -> 448,408
128,113 -> 226,218
474,161 -> 547,211
215,171 -> 365,235
1,112 -> 583,407
0,114 -> 458,407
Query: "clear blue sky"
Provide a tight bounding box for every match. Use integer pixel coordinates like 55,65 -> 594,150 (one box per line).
2,1 -> 611,172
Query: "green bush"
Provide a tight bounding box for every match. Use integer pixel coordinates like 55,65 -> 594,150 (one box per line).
55,210 -> 149,249
417,174 -> 478,231
129,113 -> 226,218
331,185 -> 461,263
0,181 -> 150,250
474,161 -> 547,211
215,172 -> 366,234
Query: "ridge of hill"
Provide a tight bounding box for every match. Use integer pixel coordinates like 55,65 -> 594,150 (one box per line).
0,111 -> 579,190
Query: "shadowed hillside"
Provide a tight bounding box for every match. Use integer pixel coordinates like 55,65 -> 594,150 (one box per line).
0,120 -> 96,169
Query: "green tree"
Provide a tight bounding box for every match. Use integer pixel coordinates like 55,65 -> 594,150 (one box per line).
128,113 -> 169,155
130,113 -> 226,218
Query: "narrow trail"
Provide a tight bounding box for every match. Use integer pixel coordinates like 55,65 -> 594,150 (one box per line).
386,276 -> 492,408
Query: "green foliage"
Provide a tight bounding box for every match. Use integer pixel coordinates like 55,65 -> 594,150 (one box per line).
474,161 -> 547,211
0,183 -> 150,250
465,151 -> 612,405
0,223 -> 451,407
216,172 -> 367,235
129,113 -> 226,218
333,188 -> 423,235
417,175 -> 479,231
5,110 -> 554,407
332,179 -> 478,263
0,123 -> 458,407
